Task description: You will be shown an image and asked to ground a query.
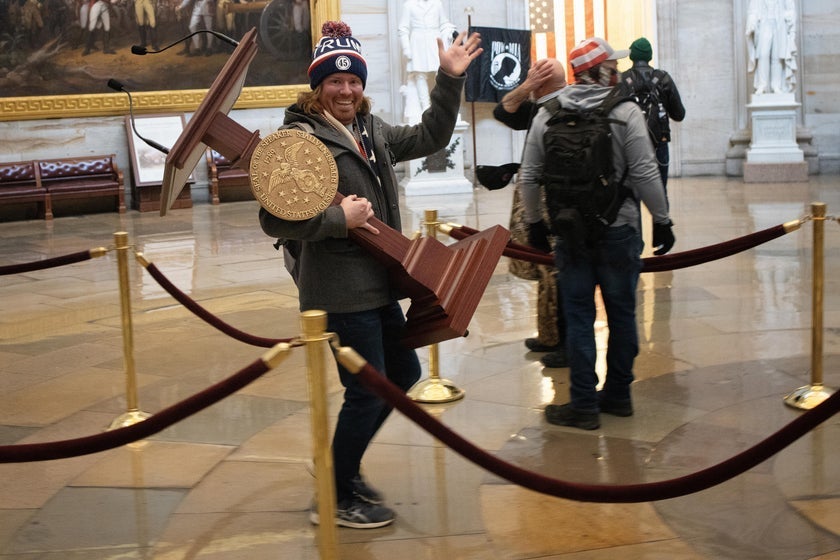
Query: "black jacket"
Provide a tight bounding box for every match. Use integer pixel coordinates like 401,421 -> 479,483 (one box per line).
620,61 -> 685,142
492,99 -> 536,131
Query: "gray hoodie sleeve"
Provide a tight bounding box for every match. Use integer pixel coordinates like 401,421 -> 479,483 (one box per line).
610,102 -> 670,225
518,107 -> 550,224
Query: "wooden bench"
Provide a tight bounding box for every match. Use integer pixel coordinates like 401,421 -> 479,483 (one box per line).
38,154 -> 126,215
0,160 -> 53,220
206,149 -> 253,204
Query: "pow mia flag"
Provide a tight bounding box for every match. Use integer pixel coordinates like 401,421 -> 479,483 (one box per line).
465,26 -> 531,103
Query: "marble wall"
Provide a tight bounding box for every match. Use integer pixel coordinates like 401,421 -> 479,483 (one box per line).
800,0 -> 840,173
1,0 -> 838,209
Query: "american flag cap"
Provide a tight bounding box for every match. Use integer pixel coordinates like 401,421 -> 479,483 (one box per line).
569,37 -> 629,74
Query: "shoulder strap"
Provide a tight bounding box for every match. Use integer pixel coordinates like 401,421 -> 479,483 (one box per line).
624,68 -> 647,90
290,122 -> 315,134
542,97 -> 562,117
597,87 -> 632,120
648,69 -> 665,90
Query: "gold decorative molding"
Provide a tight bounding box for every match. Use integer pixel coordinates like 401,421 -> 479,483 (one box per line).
0,85 -> 306,122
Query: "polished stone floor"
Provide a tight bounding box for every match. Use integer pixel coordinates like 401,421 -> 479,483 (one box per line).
1,176 -> 839,559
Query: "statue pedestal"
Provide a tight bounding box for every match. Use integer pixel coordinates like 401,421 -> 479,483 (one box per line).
744,93 -> 808,183
401,121 -> 473,196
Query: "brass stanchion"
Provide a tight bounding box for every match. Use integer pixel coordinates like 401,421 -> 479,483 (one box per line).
109,232 -> 151,429
301,310 -> 339,560
407,210 -> 465,404
785,203 -> 836,409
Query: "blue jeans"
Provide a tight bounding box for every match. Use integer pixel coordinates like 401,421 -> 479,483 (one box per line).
327,302 -> 421,503
554,225 -> 643,412
656,141 -> 670,207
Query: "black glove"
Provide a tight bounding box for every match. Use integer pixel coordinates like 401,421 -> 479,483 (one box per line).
527,221 -> 552,253
652,220 -> 675,256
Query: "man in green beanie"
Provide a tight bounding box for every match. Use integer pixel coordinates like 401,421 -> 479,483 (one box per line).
620,37 -> 685,206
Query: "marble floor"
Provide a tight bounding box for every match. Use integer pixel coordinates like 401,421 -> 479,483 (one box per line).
1,175 -> 839,559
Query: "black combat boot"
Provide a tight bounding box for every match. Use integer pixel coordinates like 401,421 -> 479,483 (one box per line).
82,30 -> 96,56
103,30 -> 115,54
149,26 -> 159,50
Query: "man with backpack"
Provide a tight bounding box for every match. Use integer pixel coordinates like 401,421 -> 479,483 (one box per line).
519,37 -> 675,430
620,37 -> 686,204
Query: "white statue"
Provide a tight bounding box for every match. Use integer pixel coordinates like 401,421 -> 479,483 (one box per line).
746,0 -> 797,95
398,0 -> 456,122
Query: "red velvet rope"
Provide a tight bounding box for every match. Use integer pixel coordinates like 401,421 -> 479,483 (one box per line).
0,250 -> 94,275
355,362 -> 839,503
448,224 -> 791,272
640,224 -> 789,272
0,359 -> 271,463
144,262 -> 290,348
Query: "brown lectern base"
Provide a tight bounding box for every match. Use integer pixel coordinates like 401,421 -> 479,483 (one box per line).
133,183 -> 193,212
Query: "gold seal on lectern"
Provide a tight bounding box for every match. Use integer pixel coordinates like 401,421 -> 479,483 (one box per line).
250,129 -> 338,220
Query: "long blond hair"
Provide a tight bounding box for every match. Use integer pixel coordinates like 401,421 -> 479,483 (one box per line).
296,85 -> 372,116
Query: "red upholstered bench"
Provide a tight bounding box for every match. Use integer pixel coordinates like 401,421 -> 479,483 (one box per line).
37,154 -> 126,215
0,160 -> 53,220
206,149 -> 253,205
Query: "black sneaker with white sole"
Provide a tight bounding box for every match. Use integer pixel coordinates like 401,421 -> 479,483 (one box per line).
309,497 -> 395,529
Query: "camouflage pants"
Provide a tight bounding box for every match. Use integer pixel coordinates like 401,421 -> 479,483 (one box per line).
508,184 -> 560,346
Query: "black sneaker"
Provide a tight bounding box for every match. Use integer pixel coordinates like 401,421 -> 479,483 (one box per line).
309,498 -> 395,529
525,338 -> 563,353
304,468 -> 385,504
544,403 -> 600,430
352,475 -> 384,505
598,392 -> 634,417
540,349 -> 568,368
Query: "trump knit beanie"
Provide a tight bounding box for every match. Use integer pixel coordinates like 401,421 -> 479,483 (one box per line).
629,37 -> 653,62
308,21 -> 368,89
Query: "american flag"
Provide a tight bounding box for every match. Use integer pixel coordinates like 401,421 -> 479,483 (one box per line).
530,0 -> 606,79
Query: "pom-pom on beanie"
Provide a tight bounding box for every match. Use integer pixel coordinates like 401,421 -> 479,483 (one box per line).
629,37 -> 653,62
308,21 -> 368,89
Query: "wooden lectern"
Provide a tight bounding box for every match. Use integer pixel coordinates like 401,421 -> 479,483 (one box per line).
162,28 -> 509,348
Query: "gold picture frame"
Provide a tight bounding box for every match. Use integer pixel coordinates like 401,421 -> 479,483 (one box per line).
0,0 -> 339,122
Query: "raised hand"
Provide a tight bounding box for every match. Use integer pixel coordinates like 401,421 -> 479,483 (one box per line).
437,30 -> 483,77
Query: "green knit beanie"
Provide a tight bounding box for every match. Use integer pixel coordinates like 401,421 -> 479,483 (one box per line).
629,37 -> 652,62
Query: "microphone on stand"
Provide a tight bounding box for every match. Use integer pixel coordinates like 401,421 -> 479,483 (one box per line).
131,30 -> 239,55
107,79 -> 170,155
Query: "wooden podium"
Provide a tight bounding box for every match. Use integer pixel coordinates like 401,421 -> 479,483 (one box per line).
161,28 -> 509,348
